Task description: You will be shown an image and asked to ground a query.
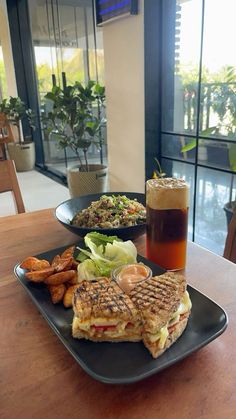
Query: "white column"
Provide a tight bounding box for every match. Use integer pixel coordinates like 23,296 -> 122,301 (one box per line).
102,1 -> 145,192
0,0 -> 18,97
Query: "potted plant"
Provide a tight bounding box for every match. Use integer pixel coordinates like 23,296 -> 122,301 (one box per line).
42,80 -> 107,197
0,97 -> 35,171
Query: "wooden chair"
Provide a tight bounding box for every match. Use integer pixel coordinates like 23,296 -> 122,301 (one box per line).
223,212 -> 236,263
0,160 -> 25,214
0,112 -> 14,160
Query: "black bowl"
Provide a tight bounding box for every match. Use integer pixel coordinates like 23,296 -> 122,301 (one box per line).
55,192 -> 146,241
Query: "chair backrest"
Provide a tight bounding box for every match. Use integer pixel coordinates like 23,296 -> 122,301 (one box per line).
0,160 -> 25,214
223,212 -> 236,263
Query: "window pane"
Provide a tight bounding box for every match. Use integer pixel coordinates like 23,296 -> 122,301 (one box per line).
29,0 -> 106,175
198,139 -> 236,171
160,0 -> 236,256
162,0 -> 202,135
200,0 -> 236,140
195,167 -> 233,255
95,27 -> 105,84
58,4 -> 87,85
162,133 -> 196,162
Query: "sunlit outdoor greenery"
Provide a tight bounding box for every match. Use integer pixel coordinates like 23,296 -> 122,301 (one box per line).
35,48 -> 105,99
178,64 -> 236,139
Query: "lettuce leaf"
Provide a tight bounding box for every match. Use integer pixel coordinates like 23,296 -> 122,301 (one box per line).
85,231 -> 122,247
77,259 -> 99,280
76,231 -> 121,262
77,232 -> 137,280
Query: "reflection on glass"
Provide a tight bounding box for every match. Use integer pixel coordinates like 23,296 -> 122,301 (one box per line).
197,140 -> 235,171
162,160 -> 234,255
200,0 -> 236,140
28,0 -> 106,175
162,133 -> 196,162
195,167 -> 233,255
162,0 -> 202,134
161,0 -> 236,255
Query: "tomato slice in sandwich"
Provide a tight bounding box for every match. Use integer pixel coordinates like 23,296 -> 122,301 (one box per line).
168,324 -> 177,334
93,325 -> 117,331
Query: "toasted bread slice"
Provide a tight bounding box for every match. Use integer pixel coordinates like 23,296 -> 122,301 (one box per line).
72,272 -> 191,356
129,272 -> 186,333
72,278 -> 142,341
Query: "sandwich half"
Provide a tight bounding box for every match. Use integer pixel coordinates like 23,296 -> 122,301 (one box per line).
129,272 -> 192,358
72,277 -> 142,342
72,272 -> 191,358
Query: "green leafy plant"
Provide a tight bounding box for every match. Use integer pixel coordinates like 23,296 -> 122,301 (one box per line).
0,96 -> 35,145
181,66 -> 236,208
152,158 -> 166,178
42,80 -> 106,172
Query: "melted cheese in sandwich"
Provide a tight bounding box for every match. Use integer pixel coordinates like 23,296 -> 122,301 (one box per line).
74,291 -> 191,344
73,317 -> 141,338
146,291 -> 191,346
169,290 -> 192,325
148,325 -> 169,348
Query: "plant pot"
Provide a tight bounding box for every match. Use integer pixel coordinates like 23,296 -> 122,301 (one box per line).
223,201 -> 236,228
7,141 -> 35,172
67,164 -> 108,198
207,143 -> 230,168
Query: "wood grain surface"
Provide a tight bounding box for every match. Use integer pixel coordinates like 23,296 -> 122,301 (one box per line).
1,209 -> 236,419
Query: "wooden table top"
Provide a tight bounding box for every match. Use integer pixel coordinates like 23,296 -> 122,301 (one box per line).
1,209 -> 236,419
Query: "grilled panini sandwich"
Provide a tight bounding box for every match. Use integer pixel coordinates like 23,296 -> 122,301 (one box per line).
72,272 -> 192,358
72,277 -> 142,341
129,272 -> 192,358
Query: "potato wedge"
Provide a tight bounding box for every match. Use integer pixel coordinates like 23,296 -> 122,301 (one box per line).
31,259 -> 51,271
20,256 -> 50,271
63,285 -> 78,308
25,267 -> 55,282
61,246 -> 75,259
51,255 -> 61,268
48,284 -> 66,304
54,257 -> 73,273
67,274 -> 78,285
44,270 -> 77,286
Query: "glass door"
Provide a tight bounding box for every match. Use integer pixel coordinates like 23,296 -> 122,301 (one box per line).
28,0 -> 106,178
160,0 -> 236,255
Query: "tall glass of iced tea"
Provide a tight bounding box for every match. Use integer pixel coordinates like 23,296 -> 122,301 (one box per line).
146,178 -> 189,271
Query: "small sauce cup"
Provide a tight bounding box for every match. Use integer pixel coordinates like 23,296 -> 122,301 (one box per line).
112,263 -> 152,294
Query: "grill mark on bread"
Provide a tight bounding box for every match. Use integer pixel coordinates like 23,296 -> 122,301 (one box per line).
72,271 -> 189,348
130,274 -> 182,310
73,277 -> 137,320
129,272 -> 186,331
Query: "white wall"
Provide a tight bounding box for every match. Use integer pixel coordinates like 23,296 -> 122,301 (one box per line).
103,2 -> 145,192
0,0 -> 17,97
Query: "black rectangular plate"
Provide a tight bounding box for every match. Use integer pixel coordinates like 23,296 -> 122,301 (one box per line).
14,244 -> 228,384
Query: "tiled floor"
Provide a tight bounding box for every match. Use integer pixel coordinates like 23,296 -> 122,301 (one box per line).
0,169 -> 70,217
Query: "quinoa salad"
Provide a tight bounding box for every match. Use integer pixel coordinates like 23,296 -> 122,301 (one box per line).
71,195 -> 146,228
